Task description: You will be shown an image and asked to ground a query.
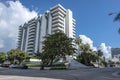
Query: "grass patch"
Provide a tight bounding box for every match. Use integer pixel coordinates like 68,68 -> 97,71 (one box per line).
26,63 -> 40,67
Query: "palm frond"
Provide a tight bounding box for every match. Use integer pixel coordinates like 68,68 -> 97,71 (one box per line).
118,28 -> 120,34
114,12 -> 120,22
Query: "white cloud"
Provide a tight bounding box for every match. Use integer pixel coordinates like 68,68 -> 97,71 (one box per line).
0,1 -> 37,52
79,35 -> 112,60
79,35 -> 97,51
99,43 -> 112,59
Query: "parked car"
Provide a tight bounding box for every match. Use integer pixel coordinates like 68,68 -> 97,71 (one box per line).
1,61 -> 11,67
9,64 -> 18,68
19,64 -> 28,69
9,64 -> 28,69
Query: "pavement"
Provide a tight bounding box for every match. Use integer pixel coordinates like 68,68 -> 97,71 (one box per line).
0,67 -> 120,80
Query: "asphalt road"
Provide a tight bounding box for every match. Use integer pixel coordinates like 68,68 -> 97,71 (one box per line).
0,67 -> 120,80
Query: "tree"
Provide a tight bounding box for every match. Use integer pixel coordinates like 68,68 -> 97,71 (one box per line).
41,32 -> 76,66
0,52 -> 6,63
114,12 -> 120,22
7,49 -> 28,64
76,37 -> 98,66
97,50 -> 103,67
114,12 -> 120,34
77,50 -> 97,66
76,37 -> 82,46
109,12 -> 120,33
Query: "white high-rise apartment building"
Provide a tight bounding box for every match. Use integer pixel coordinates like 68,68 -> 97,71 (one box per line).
17,4 -> 76,55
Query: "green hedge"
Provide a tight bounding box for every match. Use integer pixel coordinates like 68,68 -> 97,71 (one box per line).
50,67 -> 67,70
43,63 -> 65,67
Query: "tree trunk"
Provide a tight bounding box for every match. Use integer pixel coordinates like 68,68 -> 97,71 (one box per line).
50,58 -> 54,66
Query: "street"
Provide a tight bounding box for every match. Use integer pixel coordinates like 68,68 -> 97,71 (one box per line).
0,67 -> 120,80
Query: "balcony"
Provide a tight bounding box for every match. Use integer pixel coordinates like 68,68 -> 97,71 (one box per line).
29,32 -> 36,35
29,26 -> 36,30
73,30 -> 76,34
27,44 -> 34,47
52,12 -> 64,17
73,28 -> 75,31
73,25 -> 75,28
27,43 -> 34,47
28,41 -> 34,44
18,34 -> 22,37
52,15 -> 64,21
28,38 -> 34,42
50,6 -> 66,15
27,49 -> 33,52
28,22 -> 36,27
52,19 -> 64,25
52,23 -> 64,28
29,31 -> 35,35
28,36 -> 35,40
28,18 -> 36,24
29,27 -> 36,32
52,27 -> 64,32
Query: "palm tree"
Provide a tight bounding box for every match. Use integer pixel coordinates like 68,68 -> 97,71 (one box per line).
109,12 -> 120,34
114,12 -> 120,22
76,37 -> 82,46
114,12 -> 120,34
97,50 -> 103,68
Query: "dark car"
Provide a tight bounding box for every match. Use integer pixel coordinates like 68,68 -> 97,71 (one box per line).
19,64 -> 28,69
10,64 -> 28,69
1,63 -> 10,67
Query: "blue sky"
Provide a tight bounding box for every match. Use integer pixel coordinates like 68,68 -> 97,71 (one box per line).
0,0 -> 120,52
20,0 -> 120,48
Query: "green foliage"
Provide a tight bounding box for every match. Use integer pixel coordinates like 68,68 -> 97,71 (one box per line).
35,52 -> 42,59
26,63 -> 40,67
116,61 -> 120,65
97,50 -> 103,57
42,63 -> 65,67
114,12 -> 120,22
40,32 -> 76,66
76,51 -> 97,66
7,49 -> 28,64
76,37 -> 104,66
97,50 -> 104,67
114,12 -> 120,34
0,52 -> 6,63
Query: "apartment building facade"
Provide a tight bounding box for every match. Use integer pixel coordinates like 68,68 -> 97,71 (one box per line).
17,4 -> 76,55
111,48 -> 120,62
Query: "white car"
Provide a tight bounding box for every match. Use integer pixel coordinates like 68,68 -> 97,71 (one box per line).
9,64 -> 18,68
